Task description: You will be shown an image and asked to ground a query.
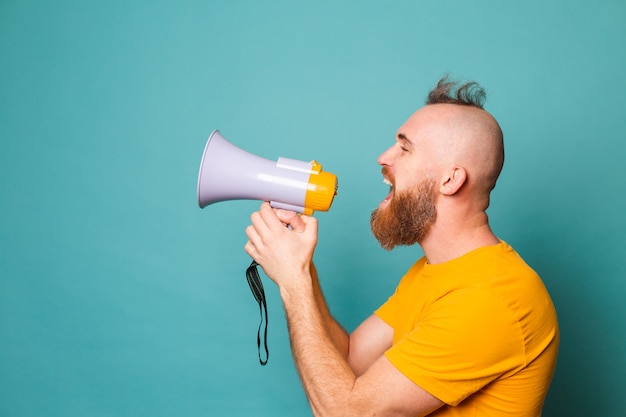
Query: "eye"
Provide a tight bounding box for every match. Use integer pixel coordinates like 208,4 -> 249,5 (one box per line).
395,134 -> 413,153
395,141 -> 411,153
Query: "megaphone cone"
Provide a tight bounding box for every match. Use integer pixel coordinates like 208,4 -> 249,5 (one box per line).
197,130 -> 337,215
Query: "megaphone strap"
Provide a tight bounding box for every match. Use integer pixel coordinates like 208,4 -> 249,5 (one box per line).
245,260 -> 269,366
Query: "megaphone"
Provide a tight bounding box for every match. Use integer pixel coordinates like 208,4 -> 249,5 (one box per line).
197,130 -> 338,215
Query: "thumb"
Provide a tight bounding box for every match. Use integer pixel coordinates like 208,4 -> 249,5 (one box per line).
299,215 -> 318,238
276,209 -> 306,233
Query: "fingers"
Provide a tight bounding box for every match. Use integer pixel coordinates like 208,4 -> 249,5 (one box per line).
245,203 -> 284,259
244,203 -> 319,285
276,209 -> 306,233
244,221 -> 260,259
254,202 -> 307,233
245,202 -> 316,254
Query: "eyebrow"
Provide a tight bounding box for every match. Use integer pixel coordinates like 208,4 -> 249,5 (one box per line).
397,133 -> 414,148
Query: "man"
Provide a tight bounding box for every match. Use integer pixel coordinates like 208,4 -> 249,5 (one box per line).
244,76 -> 559,416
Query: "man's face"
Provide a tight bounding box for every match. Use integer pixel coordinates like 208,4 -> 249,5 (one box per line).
369,107 -> 443,250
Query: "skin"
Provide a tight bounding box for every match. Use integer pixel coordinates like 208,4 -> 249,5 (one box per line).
379,103 -> 503,263
244,103 -> 504,416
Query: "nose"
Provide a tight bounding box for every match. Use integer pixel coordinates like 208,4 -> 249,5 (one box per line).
377,144 -> 395,166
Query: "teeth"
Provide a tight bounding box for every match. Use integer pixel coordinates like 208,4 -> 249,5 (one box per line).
383,178 -> 392,186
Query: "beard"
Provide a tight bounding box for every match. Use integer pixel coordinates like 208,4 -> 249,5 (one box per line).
370,177 -> 437,250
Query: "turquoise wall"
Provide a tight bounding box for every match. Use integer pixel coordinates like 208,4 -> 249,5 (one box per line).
2,1 -> 625,415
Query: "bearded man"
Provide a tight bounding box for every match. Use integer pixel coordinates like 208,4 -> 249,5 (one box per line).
244,76 -> 559,416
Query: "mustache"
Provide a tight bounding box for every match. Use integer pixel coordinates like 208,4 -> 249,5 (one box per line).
382,166 -> 394,185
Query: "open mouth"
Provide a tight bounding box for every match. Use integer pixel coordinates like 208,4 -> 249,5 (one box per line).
380,177 -> 394,207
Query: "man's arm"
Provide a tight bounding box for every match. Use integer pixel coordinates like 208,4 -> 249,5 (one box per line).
311,263 -> 396,375
285,288 -> 443,417
245,204 -> 444,416
348,314 -> 394,376
310,262 -> 349,358
312,261 -> 398,377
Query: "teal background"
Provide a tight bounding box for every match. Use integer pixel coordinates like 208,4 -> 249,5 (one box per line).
1,1 -> 625,416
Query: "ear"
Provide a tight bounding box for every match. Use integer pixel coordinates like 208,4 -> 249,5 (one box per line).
440,166 -> 467,196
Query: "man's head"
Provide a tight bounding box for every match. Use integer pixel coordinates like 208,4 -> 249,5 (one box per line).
370,76 -> 504,250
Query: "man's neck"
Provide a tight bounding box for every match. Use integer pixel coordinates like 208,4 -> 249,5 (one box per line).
420,212 -> 500,265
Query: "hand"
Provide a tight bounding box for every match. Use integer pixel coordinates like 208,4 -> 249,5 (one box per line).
244,202 -> 318,291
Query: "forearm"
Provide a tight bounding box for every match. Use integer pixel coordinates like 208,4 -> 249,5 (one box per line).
280,276 -> 358,417
310,263 -> 350,358
245,207 -> 439,416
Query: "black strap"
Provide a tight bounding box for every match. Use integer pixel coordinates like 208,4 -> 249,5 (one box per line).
245,260 -> 269,366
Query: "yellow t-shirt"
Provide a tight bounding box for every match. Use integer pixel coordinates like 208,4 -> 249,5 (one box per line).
375,242 -> 559,416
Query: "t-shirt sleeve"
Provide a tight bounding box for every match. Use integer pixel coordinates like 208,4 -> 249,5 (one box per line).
374,290 -> 398,328
374,265 -> 417,327
384,288 -> 525,406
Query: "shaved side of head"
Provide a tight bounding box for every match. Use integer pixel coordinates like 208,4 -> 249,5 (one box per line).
422,76 -> 504,207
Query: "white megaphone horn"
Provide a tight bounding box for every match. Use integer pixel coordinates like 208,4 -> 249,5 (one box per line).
197,130 -> 338,215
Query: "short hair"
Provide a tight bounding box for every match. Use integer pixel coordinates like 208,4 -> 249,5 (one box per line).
426,75 -> 486,109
